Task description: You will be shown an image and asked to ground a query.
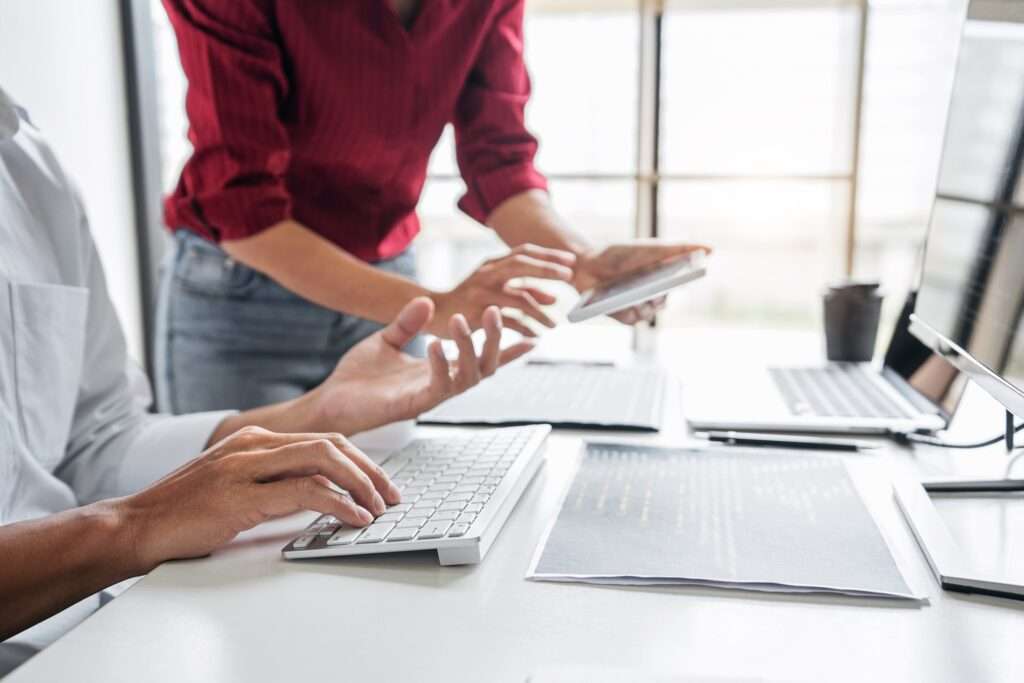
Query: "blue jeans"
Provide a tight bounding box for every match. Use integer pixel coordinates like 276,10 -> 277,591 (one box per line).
155,230 -> 421,414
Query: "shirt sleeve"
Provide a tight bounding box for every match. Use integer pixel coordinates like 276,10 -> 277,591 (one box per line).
454,0 -> 549,224
161,0 -> 293,241
56,206 -> 234,503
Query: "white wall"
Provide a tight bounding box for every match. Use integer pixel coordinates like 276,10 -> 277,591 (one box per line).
0,1 -> 145,362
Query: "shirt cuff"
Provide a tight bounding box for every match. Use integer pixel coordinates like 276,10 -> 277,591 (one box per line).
116,410 -> 237,494
458,163 -> 548,224
189,186 -> 293,242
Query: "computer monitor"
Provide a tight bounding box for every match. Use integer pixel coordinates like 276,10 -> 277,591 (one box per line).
910,0 -> 1024,421
896,0 -> 1024,605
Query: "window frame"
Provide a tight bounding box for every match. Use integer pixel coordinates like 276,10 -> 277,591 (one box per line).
124,0 -> 872,367
428,0 -> 869,339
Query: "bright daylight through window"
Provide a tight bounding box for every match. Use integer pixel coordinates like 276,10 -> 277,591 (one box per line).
150,0 -> 965,334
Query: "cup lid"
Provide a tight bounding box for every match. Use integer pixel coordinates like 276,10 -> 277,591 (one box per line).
827,281 -> 880,296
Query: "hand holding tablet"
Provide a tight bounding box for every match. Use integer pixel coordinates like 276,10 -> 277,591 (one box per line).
567,252 -> 708,323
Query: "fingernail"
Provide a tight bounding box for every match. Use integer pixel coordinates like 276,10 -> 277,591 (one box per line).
387,482 -> 402,502
358,507 -> 374,525
373,492 -> 386,515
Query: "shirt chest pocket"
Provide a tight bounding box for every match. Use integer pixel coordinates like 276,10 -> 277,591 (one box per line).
8,282 -> 89,469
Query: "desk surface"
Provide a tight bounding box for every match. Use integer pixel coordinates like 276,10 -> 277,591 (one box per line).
10,329 -> 1024,682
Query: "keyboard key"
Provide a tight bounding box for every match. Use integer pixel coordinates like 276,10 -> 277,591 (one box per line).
446,492 -> 473,502
465,503 -> 484,514
316,525 -> 339,536
405,509 -> 432,519
470,495 -> 489,505
453,484 -> 478,494
386,503 -> 413,513
438,501 -> 466,512
418,521 -> 452,539
376,512 -> 405,524
356,523 -> 395,544
381,458 -> 410,477
327,527 -> 364,546
430,510 -> 460,521
387,528 -> 418,542
293,534 -> 316,549
448,523 -> 471,537
396,518 -> 426,529
420,491 -> 447,501
456,513 -> 476,525
412,500 -> 438,509
401,486 -> 427,496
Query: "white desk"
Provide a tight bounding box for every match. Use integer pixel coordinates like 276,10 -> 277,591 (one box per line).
9,329 -> 1024,682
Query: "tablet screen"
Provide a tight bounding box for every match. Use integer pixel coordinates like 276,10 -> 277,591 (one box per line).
586,257 -> 699,306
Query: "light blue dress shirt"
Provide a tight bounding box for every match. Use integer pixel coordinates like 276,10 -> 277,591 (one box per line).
0,86 -> 233,673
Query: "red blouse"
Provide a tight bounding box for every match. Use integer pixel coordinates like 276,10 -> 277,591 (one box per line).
162,0 -> 547,262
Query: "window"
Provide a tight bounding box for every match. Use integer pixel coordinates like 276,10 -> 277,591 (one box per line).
149,0 -> 966,334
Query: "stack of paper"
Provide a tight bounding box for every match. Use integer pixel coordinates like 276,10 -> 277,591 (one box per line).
528,442 -> 921,601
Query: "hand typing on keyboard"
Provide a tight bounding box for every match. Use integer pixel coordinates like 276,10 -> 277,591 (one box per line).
118,426 -> 400,573
285,425 -> 551,564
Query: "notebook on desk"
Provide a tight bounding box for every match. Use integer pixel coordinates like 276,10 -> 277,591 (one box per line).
420,363 -> 668,431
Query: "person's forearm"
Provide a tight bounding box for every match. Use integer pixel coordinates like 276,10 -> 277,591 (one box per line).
0,501 -> 145,641
207,381 -> 382,445
221,219 -> 431,325
487,189 -> 593,263
206,391 -> 330,445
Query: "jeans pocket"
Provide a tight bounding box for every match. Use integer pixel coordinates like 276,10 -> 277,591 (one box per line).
174,234 -> 258,299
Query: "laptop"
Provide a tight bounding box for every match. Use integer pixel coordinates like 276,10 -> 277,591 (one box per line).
685,291 -> 966,435
420,361 -> 668,431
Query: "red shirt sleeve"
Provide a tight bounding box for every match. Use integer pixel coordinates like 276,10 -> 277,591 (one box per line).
454,0 -> 549,225
162,0 -> 292,242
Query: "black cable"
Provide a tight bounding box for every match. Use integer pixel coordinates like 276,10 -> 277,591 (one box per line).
891,421 -> 1024,449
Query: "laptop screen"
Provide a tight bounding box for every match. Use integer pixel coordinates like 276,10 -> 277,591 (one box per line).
884,290 -> 967,419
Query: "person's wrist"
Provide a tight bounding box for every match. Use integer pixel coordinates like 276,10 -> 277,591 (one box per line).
571,249 -> 600,292
301,382 -> 382,436
426,288 -> 454,336
287,387 -> 338,434
99,497 -> 159,577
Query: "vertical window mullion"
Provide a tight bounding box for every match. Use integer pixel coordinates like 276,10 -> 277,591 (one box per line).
635,0 -> 663,348
846,0 -> 869,277
635,0 -> 659,243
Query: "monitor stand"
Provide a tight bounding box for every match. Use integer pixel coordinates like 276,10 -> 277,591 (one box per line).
923,410 -> 1024,494
895,477 -> 1024,602
894,409 -> 1024,602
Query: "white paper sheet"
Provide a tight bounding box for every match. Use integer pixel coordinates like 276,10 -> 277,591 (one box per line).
528,442 -> 923,601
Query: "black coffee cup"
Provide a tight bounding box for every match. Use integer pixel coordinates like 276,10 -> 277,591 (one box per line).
824,282 -> 882,362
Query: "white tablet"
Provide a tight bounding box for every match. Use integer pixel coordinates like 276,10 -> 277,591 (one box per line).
567,253 -> 707,323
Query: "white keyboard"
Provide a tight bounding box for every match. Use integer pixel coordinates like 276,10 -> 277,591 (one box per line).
282,425 -> 551,565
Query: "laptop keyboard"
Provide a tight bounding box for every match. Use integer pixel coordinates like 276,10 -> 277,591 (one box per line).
421,365 -> 664,429
768,365 -> 913,419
